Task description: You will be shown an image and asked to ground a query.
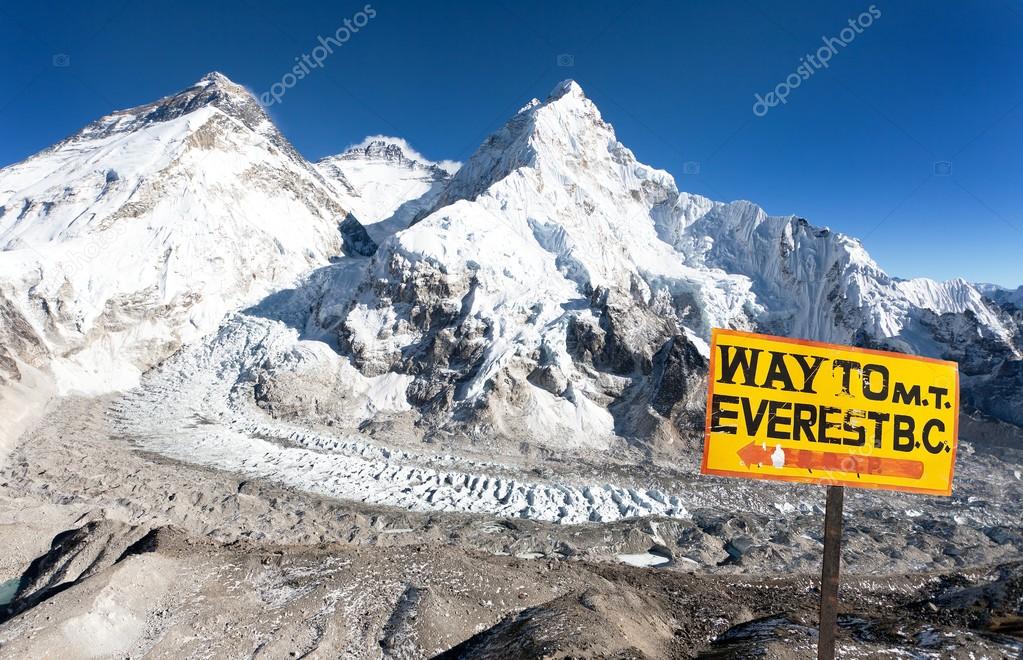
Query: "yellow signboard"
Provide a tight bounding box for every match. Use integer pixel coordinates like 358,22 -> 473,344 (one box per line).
701,329 -> 959,495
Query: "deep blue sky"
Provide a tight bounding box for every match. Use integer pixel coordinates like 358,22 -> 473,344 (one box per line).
2,1 -> 1020,286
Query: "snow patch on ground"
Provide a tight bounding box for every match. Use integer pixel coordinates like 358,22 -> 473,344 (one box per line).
617,551 -> 671,568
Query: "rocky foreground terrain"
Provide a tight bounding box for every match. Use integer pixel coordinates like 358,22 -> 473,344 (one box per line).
0,73 -> 1021,658
0,395 -> 1022,657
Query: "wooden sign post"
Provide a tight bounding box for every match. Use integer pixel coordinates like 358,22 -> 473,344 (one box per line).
700,329 -> 959,659
818,485 -> 843,659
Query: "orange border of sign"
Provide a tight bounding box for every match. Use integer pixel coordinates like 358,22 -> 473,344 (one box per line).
700,328 -> 960,496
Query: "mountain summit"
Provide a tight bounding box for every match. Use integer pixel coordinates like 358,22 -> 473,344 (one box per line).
61,72 -> 265,144
316,136 -> 456,242
0,72 -> 355,397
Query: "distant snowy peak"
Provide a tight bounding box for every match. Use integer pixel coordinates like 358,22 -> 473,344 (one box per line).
0,71 -> 345,250
342,139 -> 413,165
316,137 -> 455,238
333,136 -> 458,177
978,283 -> 1023,309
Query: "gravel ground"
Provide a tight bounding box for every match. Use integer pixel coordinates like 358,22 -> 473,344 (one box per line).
0,394 -> 1020,658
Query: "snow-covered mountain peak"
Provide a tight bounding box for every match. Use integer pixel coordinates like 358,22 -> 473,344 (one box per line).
329,136 -> 458,174
0,73 -> 353,395
46,71 -> 309,171
536,79 -> 609,132
84,72 -> 255,130
315,136 -> 455,240
332,136 -> 455,176
429,77 -> 656,216
196,70 -> 235,87
548,78 -> 586,101
344,139 -> 411,164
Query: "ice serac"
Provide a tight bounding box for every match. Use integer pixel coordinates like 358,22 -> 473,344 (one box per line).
316,136 -> 457,244
0,71 -> 360,398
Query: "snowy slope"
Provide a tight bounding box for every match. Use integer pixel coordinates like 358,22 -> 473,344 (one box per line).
317,137 -> 457,243
0,72 -> 351,397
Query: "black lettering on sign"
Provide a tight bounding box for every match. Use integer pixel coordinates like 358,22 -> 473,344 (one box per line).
867,411 -> 889,449
833,359 -> 860,394
793,402 -> 817,442
893,414 -> 915,451
922,418 -> 945,453
766,401 -> 792,440
718,345 -> 761,386
762,352 -> 797,391
892,382 -> 922,406
862,364 -> 890,401
710,394 -> 739,433
842,409 -> 866,447
819,406 -> 842,444
741,398 -> 770,435
928,385 -> 950,410
791,353 -> 827,393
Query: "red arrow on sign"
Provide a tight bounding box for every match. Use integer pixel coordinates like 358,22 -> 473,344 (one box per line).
737,442 -> 925,480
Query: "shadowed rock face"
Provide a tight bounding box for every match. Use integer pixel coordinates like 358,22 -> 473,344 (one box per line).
0,295 -> 43,385
567,285 -> 677,377
650,336 -> 707,418
340,213 -> 378,257
1,520 -> 153,623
